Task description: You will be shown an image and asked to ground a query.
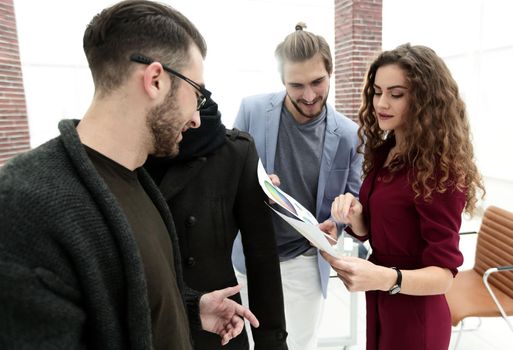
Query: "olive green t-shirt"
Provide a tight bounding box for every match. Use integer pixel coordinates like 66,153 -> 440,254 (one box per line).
86,146 -> 192,350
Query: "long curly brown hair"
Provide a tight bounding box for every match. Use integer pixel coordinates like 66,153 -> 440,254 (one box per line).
358,43 -> 485,214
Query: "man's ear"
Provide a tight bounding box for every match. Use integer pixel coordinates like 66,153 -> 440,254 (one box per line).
142,62 -> 167,100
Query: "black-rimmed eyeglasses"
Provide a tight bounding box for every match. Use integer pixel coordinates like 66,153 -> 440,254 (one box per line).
130,53 -> 211,111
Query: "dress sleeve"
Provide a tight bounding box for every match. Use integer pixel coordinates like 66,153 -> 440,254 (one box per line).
415,186 -> 466,276
343,226 -> 369,242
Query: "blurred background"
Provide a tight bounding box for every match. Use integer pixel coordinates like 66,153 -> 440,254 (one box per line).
3,0 -> 512,212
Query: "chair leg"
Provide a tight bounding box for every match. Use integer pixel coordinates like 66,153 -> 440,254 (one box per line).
483,268 -> 513,332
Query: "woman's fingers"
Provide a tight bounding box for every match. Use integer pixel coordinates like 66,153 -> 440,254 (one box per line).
331,193 -> 355,223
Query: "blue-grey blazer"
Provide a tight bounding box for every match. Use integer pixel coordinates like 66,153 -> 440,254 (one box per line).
232,91 -> 362,297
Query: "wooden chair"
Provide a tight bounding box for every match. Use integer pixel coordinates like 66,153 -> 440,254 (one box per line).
446,205 -> 513,348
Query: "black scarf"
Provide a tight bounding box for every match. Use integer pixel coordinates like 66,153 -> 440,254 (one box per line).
144,99 -> 226,183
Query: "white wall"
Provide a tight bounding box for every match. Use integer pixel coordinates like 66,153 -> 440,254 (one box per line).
383,0 -> 513,212
13,0 -> 513,211
13,0 -> 333,146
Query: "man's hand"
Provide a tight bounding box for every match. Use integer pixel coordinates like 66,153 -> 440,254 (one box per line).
268,174 -> 281,187
267,174 -> 281,205
199,285 -> 259,345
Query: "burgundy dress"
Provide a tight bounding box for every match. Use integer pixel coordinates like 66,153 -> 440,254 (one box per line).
357,143 -> 465,349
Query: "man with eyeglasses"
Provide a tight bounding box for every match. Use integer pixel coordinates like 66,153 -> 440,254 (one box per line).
0,1 -> 258,349
130,53 -> 212,112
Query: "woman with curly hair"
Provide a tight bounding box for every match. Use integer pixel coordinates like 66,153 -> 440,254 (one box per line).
320,43 -> 485,349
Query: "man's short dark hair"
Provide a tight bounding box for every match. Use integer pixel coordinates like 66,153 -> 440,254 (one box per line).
83,0 -> 206,95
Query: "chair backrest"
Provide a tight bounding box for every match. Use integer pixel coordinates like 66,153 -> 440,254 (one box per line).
473,206 -> 513,299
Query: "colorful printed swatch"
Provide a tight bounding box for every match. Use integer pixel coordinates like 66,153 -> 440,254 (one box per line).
264,180 -> 297,216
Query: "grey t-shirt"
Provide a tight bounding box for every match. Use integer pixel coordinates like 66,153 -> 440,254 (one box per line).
273,106 -> 326,260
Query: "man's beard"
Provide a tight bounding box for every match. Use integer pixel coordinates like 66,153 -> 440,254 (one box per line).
287,93 -> 328,119
146,89 -> 183,158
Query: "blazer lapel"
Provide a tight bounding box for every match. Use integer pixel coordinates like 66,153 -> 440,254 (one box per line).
316,105 -> 340,218
265,92 -> 286,173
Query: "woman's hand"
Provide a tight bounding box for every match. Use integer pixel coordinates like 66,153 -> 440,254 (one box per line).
318,219 -> 338,245
331,193 -> 367,236
320,252 -> 395,292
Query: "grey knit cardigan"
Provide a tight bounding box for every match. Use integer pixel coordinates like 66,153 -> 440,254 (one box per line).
0,119 -> 201,349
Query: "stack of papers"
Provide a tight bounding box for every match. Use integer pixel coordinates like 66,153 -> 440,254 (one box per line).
257,160 -> 344,258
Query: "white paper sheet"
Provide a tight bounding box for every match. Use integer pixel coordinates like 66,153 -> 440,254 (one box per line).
270,207 -> 343,258
257,160 -> 343,258
257,160 -> 318,225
